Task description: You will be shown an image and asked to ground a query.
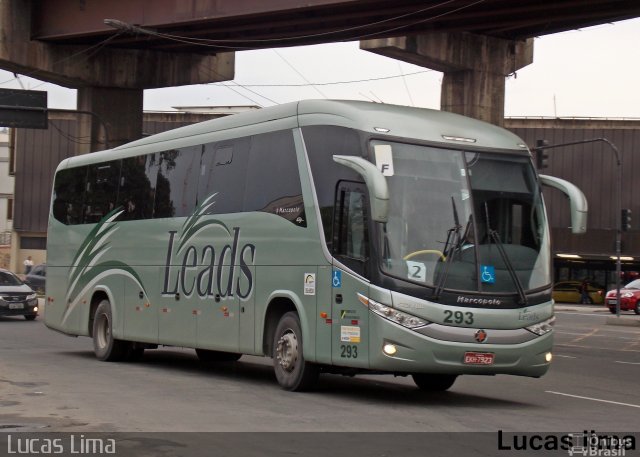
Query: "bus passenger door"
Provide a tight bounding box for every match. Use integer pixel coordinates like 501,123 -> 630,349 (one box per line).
195,262 -> 241,353
331,181 -> 370,368
123,276 -> 158,344
157,269 -> 197,348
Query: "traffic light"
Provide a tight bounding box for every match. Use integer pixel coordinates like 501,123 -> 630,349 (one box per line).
621,208 -> 632,231
534,140 -> 549,169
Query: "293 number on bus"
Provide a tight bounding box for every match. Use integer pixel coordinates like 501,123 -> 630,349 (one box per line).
340,344 -> 358,358
444,310 -> 474,325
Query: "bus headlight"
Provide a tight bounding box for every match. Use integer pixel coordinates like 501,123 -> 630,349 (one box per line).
525,316 -> 555,336
357,293 -> 429,329
383,343 -> 397,355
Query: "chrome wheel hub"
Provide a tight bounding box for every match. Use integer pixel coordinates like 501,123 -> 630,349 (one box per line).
276,331 -> 298,372
96,315 -> 109,349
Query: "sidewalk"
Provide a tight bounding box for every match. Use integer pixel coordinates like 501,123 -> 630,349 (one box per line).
554,302 -> 640,327
553,303 -> 609,313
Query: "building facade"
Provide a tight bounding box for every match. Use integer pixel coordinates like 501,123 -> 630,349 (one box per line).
0,128 -> 14,269
506,117 -> 640,290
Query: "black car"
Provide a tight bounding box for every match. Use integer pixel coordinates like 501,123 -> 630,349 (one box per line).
0,268 -> 39,320
24,263 -> 46,295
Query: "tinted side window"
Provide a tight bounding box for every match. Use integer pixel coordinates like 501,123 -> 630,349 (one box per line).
117,154 -> 158,220
302,126 -> 363,248
83,161 -> 121,223
52,166 -> 87,225
244,130 -> 305,226
154,146 -> 201,218
333,181 -> 369,276
198,138 -> 250,214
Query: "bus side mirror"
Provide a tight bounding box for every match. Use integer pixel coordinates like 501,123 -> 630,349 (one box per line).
539,174 -> 588,234
333,155 -> 389,223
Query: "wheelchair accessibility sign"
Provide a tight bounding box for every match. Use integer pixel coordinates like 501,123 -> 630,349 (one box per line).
480,265 -> 495,284
332,270 -> 342,288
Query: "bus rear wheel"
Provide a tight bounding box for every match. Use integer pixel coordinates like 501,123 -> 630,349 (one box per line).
272,312 -> 319,391
196,349 -> 242,362
93,299 -> 129,361
412,373 -> 457,391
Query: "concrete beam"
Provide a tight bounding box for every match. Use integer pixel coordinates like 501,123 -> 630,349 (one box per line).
0,0 -> 235,89
361,32 -> 533,126
0,0 -> 235,150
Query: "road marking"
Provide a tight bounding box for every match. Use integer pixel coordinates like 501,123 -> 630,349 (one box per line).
555,343 -> 640,353
556,331 -> 638,341
554,354 -> 577,359
555,312 -> 609,317
570,328 -> 598,343
615,361 -> 640,365
546,391 -> 640,409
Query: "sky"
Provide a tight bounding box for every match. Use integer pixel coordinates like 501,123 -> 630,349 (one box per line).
1,17 -> 639,119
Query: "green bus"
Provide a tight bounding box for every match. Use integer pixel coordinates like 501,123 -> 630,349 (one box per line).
45,100 -> 587,391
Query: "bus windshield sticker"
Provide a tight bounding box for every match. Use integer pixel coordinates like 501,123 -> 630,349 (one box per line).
480,265 -> 496,284
340,325 -> 361,343
304,273 -> 316,295
374,144 -> 394,176
406,260 -> 427,282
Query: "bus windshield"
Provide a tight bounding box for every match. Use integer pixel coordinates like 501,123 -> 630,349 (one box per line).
376,141 -> 550,296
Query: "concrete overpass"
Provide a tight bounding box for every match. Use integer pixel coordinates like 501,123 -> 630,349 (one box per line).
1,0 -> 639,151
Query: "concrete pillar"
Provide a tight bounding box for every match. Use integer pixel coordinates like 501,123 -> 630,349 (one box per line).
0,0 -> 234,153
361,32 -> 533,126
77,87 -> 143,153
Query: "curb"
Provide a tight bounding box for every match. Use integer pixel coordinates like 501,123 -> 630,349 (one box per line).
606,316 -> 640,327
554,305 -> 609,313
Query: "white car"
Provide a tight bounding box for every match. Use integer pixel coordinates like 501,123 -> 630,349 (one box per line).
0,268 -> 39,320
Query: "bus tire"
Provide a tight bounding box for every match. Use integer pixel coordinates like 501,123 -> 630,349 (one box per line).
412,373 -> 457,391
196,349 -> 242,362
272,312 -> 319,391
92,299 -> 128,362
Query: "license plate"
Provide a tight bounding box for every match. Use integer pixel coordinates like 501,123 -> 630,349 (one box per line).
607,299 -> 617,305
464,352 -> 494,365
9,303 -> 24,310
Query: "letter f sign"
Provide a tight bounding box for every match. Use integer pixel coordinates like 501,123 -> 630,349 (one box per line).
379,163 -> 393,176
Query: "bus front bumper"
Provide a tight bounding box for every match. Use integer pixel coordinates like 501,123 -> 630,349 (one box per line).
368,314 -> 553,378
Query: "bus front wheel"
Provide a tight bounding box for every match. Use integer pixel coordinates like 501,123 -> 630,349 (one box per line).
272,312 -> 319,391
412,373 -> 457,391
93,299 -> 129,362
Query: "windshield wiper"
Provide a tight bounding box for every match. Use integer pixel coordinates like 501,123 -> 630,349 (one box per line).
433,197 -> 463,299
483,203 -> 527,305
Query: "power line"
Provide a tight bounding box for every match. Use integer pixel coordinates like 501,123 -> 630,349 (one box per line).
0,31 -> 125,88
399,63 -> 415,107
103,0 -> 485,48
219,69 -> 433,87
273,50 -> 327,99
194,59 -> 277,106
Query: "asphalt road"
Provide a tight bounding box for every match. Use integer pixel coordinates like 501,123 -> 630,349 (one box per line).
0,306 -> 638,455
